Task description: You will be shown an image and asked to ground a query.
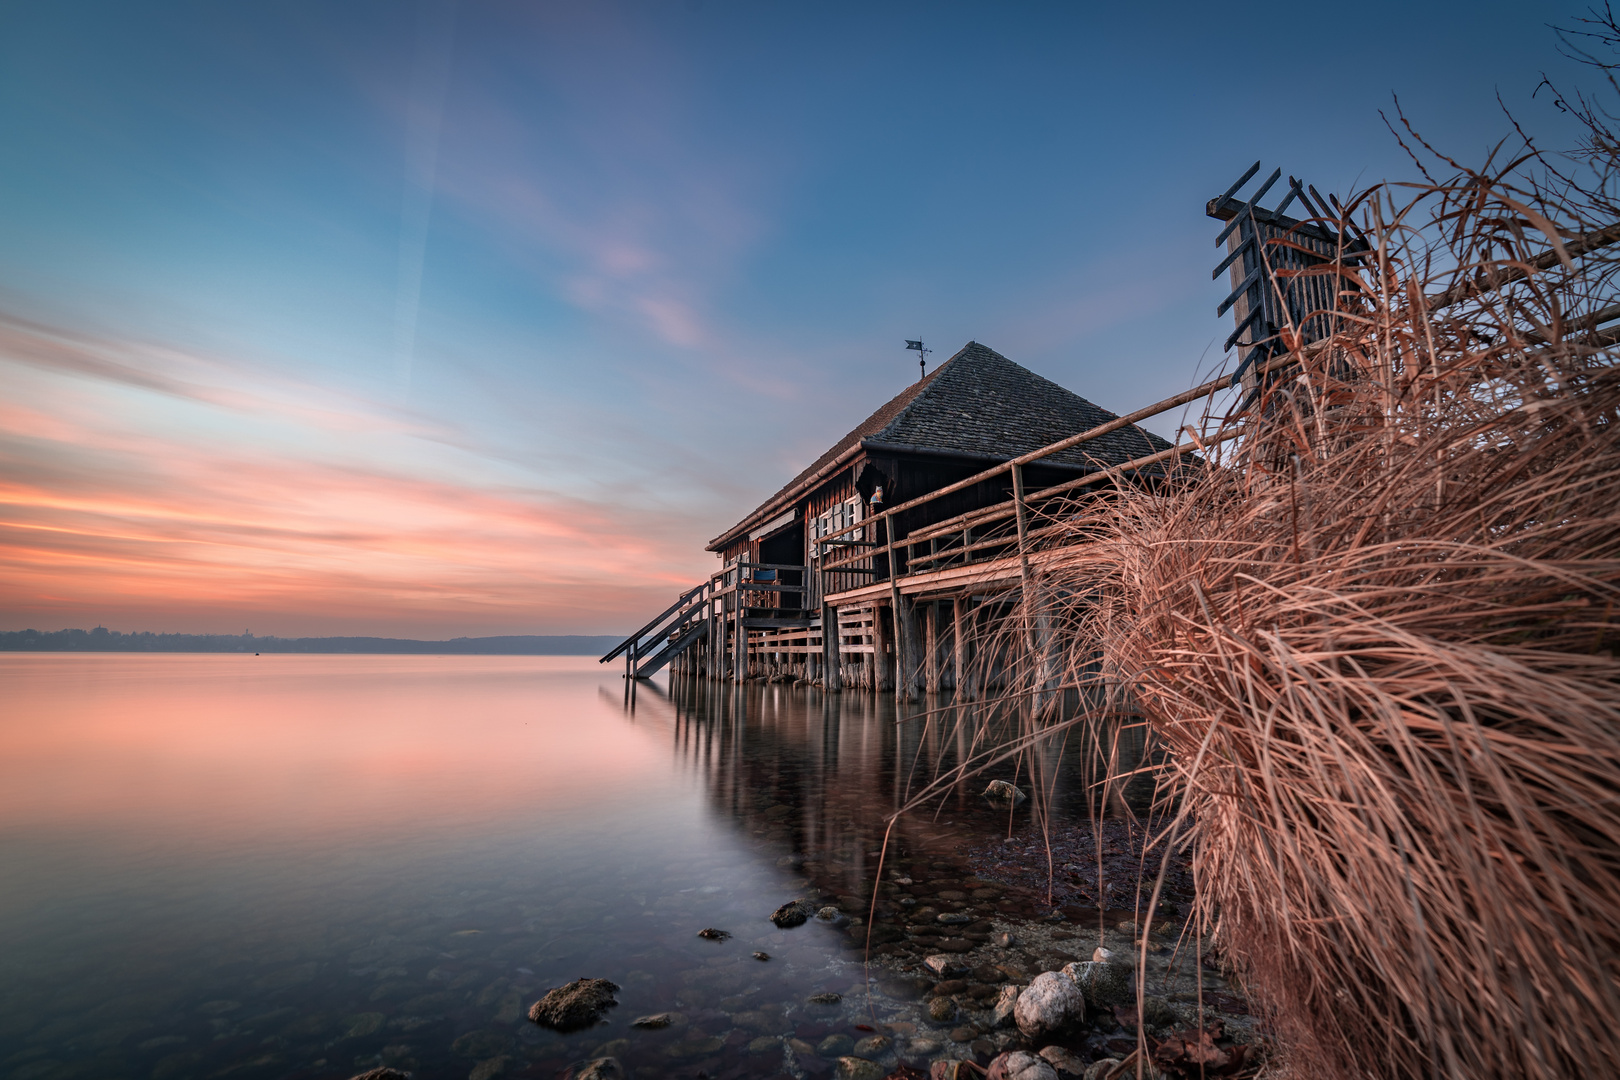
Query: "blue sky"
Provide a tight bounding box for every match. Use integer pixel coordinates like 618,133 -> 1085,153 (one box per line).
0,0 -> 1591,634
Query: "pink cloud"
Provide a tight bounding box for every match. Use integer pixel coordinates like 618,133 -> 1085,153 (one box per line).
0,315 -> 720,636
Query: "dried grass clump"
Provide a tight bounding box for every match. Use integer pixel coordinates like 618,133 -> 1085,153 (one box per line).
988,151 -> 1620,1076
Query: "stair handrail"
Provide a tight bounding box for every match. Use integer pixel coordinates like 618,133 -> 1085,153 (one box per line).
599,580 -> 708,664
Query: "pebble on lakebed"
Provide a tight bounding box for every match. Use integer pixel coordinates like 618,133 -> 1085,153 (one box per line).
527,978 -> 620,1031
630,1012 -> 674,1029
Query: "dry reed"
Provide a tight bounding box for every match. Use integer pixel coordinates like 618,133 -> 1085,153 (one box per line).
921,109 -> 1620,1079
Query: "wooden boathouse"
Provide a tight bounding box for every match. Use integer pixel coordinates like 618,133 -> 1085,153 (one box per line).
601,163 -> 1410,699
602,341 -> 1178,698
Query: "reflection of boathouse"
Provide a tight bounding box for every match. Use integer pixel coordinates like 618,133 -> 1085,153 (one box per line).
604,341 -> 1174,697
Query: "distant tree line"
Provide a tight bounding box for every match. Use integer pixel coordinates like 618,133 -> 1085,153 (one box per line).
0,627 -> 622,655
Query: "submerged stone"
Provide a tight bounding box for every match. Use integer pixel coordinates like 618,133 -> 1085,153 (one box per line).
1037,1045 -> 1087,1076
1060,960 -> 1132,1008
852,1034 -> 890,1057
835,1057 -> 886,1080
987,1050 -> 1057,1080
527,978 -> 620,1031
772,899 -> 817,928
817,1034 -> 854,1057
991,985 -> 1020,1028
569,1059 -> 623,1080
923,954 -> 969,978
982,780 -> 1027,805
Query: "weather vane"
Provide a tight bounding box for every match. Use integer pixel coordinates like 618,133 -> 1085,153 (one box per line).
905,339 -> 931,379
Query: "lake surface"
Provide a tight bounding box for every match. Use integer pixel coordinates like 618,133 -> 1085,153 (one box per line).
0,655 -> 1117,1080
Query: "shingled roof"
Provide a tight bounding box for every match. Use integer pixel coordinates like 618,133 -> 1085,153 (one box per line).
709,341 -> 1174,550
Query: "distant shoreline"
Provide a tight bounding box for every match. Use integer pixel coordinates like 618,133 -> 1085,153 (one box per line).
0,628 -> 622,655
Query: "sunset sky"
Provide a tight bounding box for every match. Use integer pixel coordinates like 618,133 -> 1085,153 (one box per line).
0,1 -> 1586,637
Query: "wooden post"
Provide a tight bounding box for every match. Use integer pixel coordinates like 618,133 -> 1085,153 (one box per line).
895,594 -> 922,702
924,599 -> 939,694
706,588 -> 717,680
946,599 -> 959,702
1011,464 -> 1044,704
872,601 -> 893,693
884,514 -> 910,703
822,602 -> 843,692
734,588 -> 746,683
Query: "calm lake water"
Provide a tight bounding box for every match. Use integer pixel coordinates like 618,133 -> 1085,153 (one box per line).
0,655 -> 1110,1080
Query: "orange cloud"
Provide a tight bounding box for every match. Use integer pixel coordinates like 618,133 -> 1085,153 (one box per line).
0,315 -> 720,635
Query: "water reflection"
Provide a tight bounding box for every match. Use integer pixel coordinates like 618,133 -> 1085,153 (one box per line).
0,656 -> 1140,1080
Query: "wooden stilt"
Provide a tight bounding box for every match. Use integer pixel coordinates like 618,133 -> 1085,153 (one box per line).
896,595 -> 923,702
953,596 -> 968,699
822,602 -> 843,692
924,599 -> 939,694
873,602 -> 892,693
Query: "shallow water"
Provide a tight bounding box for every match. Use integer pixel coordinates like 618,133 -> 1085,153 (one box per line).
0,655 -> 1115,1080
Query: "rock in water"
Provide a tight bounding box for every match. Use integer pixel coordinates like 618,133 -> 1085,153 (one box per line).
923,954 -> 970,978
630,1013 -> 673,1029
981,780 -> 1027,805
991,984 -> 1021,1028
696,927 -> 730,941
807,991 -> 842,1004
835,1057 -> 887,1080
852,1034 -> 890,1057
1014,972 -> 1085,1039
927,996 -> 958,1024
1037,1045 -> 1087,1076
987,1051 -> 1059,1080
771,899 -> 816,927
1060,959 -> 1133,1008
527,978 -> 621,1031
570,1059 -> 624,1080
752,950 -> 770,961
348,1070 -> 411,1080
1081,1062 -> 1125,1080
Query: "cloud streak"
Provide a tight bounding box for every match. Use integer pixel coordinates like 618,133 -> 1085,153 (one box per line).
0,312 -> 714,635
